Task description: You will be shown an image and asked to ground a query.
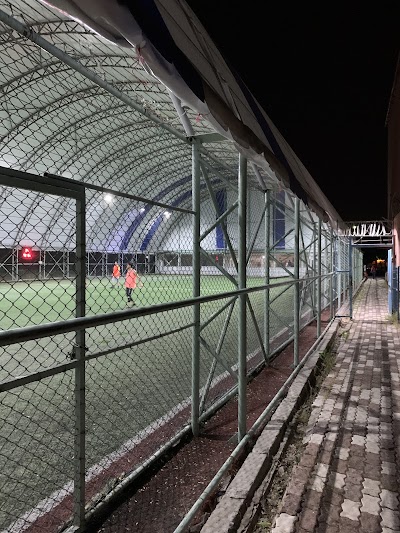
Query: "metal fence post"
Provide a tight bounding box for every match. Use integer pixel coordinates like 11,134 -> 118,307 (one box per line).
12,247 -> 18,281
338,238 -> 342,310
313,222 -> 317,317
397,266 -> 400,322
238,153 -> 247,441
192,141 -> 201,437
264,190 -> 271,358
74,190 -> 86,529
317,218 -> 322,337
323,226 -> 328,311
330,228 -> 334,319
349,237 -> 353,319
293,197 -> 300,367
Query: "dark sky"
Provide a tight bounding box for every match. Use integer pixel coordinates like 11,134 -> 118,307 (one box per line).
186,1 -> 400,222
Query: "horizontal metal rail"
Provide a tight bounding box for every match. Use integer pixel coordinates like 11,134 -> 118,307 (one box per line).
0,274 -> 334,349
70,311 -> 333,532
173,315 -> 337,532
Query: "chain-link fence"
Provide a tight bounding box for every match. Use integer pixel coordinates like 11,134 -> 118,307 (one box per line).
0,169 -> 363,532
0,2 -> 364,531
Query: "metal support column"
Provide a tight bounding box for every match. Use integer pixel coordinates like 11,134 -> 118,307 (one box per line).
12,247 -> 18,281
397,267 -> 400,322
348,237 -> 353,319
40,249 -> 45,280
317,218 -> 322,337
102,252 -> 106,278
62,250 -> 67,279
74,191 -> 86,529
192,141 -> 201,437
313,222 -> 317,316
330,229 -> 334,319
338,239 -> 342,310
323,228 -> 328,311
264,190 -> 271,359
293,198 -> 300,367
238,153 -> 247,442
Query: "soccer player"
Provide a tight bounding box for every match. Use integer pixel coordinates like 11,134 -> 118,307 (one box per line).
125,262 -> 140,304
111,261 -> 121,286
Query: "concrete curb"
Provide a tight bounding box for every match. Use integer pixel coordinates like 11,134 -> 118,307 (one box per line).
200,319 -> 341,533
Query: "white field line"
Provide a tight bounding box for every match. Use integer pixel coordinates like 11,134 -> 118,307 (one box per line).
1,400 -> 191,533
2,346 -> 262,533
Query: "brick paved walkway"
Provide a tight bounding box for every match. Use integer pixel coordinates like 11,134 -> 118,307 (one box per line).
272,278 -> 400,533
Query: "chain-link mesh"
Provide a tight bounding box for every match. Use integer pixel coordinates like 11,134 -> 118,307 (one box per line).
0,1 -> 364,531
0,179 -> 363,532
1,371 -> 75,531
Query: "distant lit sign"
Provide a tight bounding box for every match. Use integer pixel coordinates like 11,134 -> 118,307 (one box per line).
21,247 -> 33,259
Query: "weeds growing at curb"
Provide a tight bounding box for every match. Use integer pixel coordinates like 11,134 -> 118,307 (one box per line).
254,344 -> 336,532
386,314 -> 400,326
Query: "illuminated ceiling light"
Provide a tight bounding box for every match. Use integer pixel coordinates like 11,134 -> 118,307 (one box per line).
104,193 -> 113,204
164,211 -> 171,219
139,207 -> 146,213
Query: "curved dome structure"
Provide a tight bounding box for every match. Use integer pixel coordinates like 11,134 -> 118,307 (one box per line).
0,0 -> 344,256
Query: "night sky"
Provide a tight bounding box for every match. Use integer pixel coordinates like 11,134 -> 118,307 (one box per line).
186,1 -> 400,223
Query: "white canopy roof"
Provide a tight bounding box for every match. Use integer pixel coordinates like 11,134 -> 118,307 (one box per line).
0,0 -> 345,247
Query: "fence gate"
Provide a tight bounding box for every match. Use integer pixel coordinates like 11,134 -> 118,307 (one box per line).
0,166 -> 86,530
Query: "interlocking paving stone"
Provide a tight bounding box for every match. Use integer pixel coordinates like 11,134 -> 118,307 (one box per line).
297,507 -> 318,530
309,475 -> 325,493
346,467 -> 363,485
302,489 -> 323,511
269,280 -> 400,532
352,435 -> 366,446
381,474 -> 398,492
320,502 -> 342,526
359,512 -> 382,532
315,462 -> 329,479
331,457 -> 347,474
362,478 -> 381,497
340,498 -> 361,521
271,513 -> 297,533
366,451 -> 382,465
338,516 -> 361,532
328,472 -> 346,491
360,494 -> 381,515
281,491 -> 303,515
381,489 -> 399,510
344,481 -> 363,502
381,507 -> 400,529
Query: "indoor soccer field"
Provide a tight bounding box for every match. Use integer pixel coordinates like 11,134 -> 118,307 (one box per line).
0,274 -> 291,326
0,274 -> 295,527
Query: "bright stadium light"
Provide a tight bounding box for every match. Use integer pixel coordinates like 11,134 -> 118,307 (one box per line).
104,193 -> 113,204
139,207 -> 145,213
164,211 -> 171,219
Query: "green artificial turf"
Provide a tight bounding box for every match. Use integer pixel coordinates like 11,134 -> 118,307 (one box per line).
0,274 -> 296,529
